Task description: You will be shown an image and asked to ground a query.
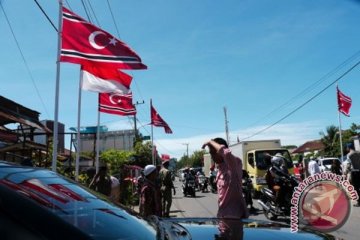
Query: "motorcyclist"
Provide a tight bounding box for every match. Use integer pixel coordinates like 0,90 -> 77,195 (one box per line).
242,170 -> 256,212
183,168 -> 195,193
265,153 -> 288,210
209,165 -> 217,193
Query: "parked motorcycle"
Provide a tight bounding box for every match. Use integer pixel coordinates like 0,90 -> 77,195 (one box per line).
257,168 -> 299,220
182,176 -> 196,197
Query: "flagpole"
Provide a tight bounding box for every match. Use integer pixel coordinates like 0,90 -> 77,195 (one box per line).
337,84 -> 345,159
75,70 -> 83,181
150,99 -> 155,165
52,0 -> 63,172
96,96 -> 101,174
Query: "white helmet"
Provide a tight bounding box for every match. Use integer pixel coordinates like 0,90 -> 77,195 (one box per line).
144,165 -> 156,176
271,153 -> 283,167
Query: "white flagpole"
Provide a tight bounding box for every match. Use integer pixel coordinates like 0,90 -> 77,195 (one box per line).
96,100 -> 101,174
75,71 -> 83,181
52,0 -> 63,172
150,99 -> 155,165
337,84 -> 345,159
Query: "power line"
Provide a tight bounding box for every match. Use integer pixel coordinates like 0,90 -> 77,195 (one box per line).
106,0 -> 120,38
248,50 -> 360,128
241,59 -> 360,141
33,0 -> 57,32
1,2 -> 50,118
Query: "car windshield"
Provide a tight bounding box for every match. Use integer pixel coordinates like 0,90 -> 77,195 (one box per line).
322,159 -> 337,166
0,167 -> 156,240
255,150 -> 293,170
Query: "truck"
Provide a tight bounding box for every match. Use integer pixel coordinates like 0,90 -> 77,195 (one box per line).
203,139 -> 293,198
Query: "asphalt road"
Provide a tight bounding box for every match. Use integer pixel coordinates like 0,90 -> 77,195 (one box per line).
168,178 -> 359,240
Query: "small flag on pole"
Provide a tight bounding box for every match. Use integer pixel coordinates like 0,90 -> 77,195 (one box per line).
337,87 -> 352,117
150,101 -> 173,134
99,92 -> 136,116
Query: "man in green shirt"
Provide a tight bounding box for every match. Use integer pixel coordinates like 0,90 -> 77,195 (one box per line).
159,160 -> 176,217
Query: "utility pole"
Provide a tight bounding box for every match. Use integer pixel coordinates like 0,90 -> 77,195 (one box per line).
182,143 -> 189,158
224,106 -> 230,145
133,100 -> 145,141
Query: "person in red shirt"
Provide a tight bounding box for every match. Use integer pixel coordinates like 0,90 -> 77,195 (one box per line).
139,165 -> 162,217
202,138 -> 248,219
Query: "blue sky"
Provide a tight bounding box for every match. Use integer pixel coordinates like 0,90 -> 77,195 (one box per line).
1,0 -> 360,159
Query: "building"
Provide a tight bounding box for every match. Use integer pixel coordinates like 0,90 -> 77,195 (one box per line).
34,120 -> 65,153
79,129 -> 136,153
292,140 -> 325,156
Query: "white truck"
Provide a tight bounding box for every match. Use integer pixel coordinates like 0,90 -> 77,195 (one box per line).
203,139 -> 293,198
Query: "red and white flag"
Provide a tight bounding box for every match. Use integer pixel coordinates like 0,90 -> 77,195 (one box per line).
60,7 -> 147,70
151,101 -> 173,134
337,86 -> 352,117
81,64 -> 132,93
99,92 -> 136,116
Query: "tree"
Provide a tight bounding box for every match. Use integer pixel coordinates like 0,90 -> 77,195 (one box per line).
177,150 -> 205,169
132,141 -> 153,167
100,149 -> 132,175
319,123 -> 359,157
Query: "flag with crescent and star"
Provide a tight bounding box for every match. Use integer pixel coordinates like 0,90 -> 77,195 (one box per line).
81,64 -> 132,94
99,92 -> 136,116
337,86 -> 352,117
60,7 -> 147,70
150,100 -> 173,134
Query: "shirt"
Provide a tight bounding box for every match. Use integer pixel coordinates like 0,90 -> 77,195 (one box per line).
308,160 -> 320,176
139,179 -> 162,217
216,146 -> 249,219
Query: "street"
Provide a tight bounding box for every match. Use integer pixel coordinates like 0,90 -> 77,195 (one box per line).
167,178 -> 359,240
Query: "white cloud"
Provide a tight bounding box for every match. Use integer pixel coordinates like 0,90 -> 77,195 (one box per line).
154,121 -> 323,159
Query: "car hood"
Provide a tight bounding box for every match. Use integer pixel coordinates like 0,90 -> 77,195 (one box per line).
157,218 -> 335,240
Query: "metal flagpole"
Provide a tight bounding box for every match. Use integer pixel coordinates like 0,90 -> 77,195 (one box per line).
337,84 -> 345,159
75,71 -> 83,181
52,0 -> 63,172
150,99 -> 155,165
95,98 -> 101,174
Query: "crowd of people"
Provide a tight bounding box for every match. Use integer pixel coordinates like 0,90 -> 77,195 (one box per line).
87,138 -> 360,220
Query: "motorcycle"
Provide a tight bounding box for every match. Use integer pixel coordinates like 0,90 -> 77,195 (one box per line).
209,175 -> 217,193
257,168 -> 299,220
182,176 -> 196,197
198,175 -> 209,193
242,176 -> 253,207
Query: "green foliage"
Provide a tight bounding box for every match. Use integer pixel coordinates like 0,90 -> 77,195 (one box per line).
132,141 -> 154,167
177,150 -> 206,169
319,123 -> 359,157
100,149 -> 132,175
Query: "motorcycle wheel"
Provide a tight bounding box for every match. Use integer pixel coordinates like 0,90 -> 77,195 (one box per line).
264,202 -> 278,221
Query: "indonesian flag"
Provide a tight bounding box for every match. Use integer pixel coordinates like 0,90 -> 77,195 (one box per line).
337,87 -> 352,117
99,92 -> 136,116
150,101 -> 173,134
60,7 -> 147,70
81,64 -> 132,93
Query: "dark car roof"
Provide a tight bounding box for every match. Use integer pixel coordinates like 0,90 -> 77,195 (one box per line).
0,164 -> 156,239
0,164 -> 336,240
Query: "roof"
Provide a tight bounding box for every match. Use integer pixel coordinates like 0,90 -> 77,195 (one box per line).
292,140 -> 325,154
0,96 -> 50,132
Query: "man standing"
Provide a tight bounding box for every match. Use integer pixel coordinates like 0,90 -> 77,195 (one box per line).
308,157 -> 320,176
345,143 -> 360,207
159,160 -> 176,217
139,165 -> 162,217
202,138 -> 248,219
89,165 -> 112,196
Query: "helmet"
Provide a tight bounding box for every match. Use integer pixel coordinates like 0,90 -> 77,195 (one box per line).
271,154 -> 283,167
144,165 -> 156,176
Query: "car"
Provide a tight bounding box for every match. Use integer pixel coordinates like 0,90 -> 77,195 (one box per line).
0,161 -> 336,239
317,157 -> 341,172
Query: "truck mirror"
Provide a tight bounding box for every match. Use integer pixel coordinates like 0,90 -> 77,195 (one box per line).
248,157 -> 254,167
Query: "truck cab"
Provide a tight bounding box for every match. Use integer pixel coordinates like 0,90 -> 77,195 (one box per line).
246,148 -> 293,198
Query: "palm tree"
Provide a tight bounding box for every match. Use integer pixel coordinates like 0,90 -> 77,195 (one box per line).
319,125 -> 339,157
